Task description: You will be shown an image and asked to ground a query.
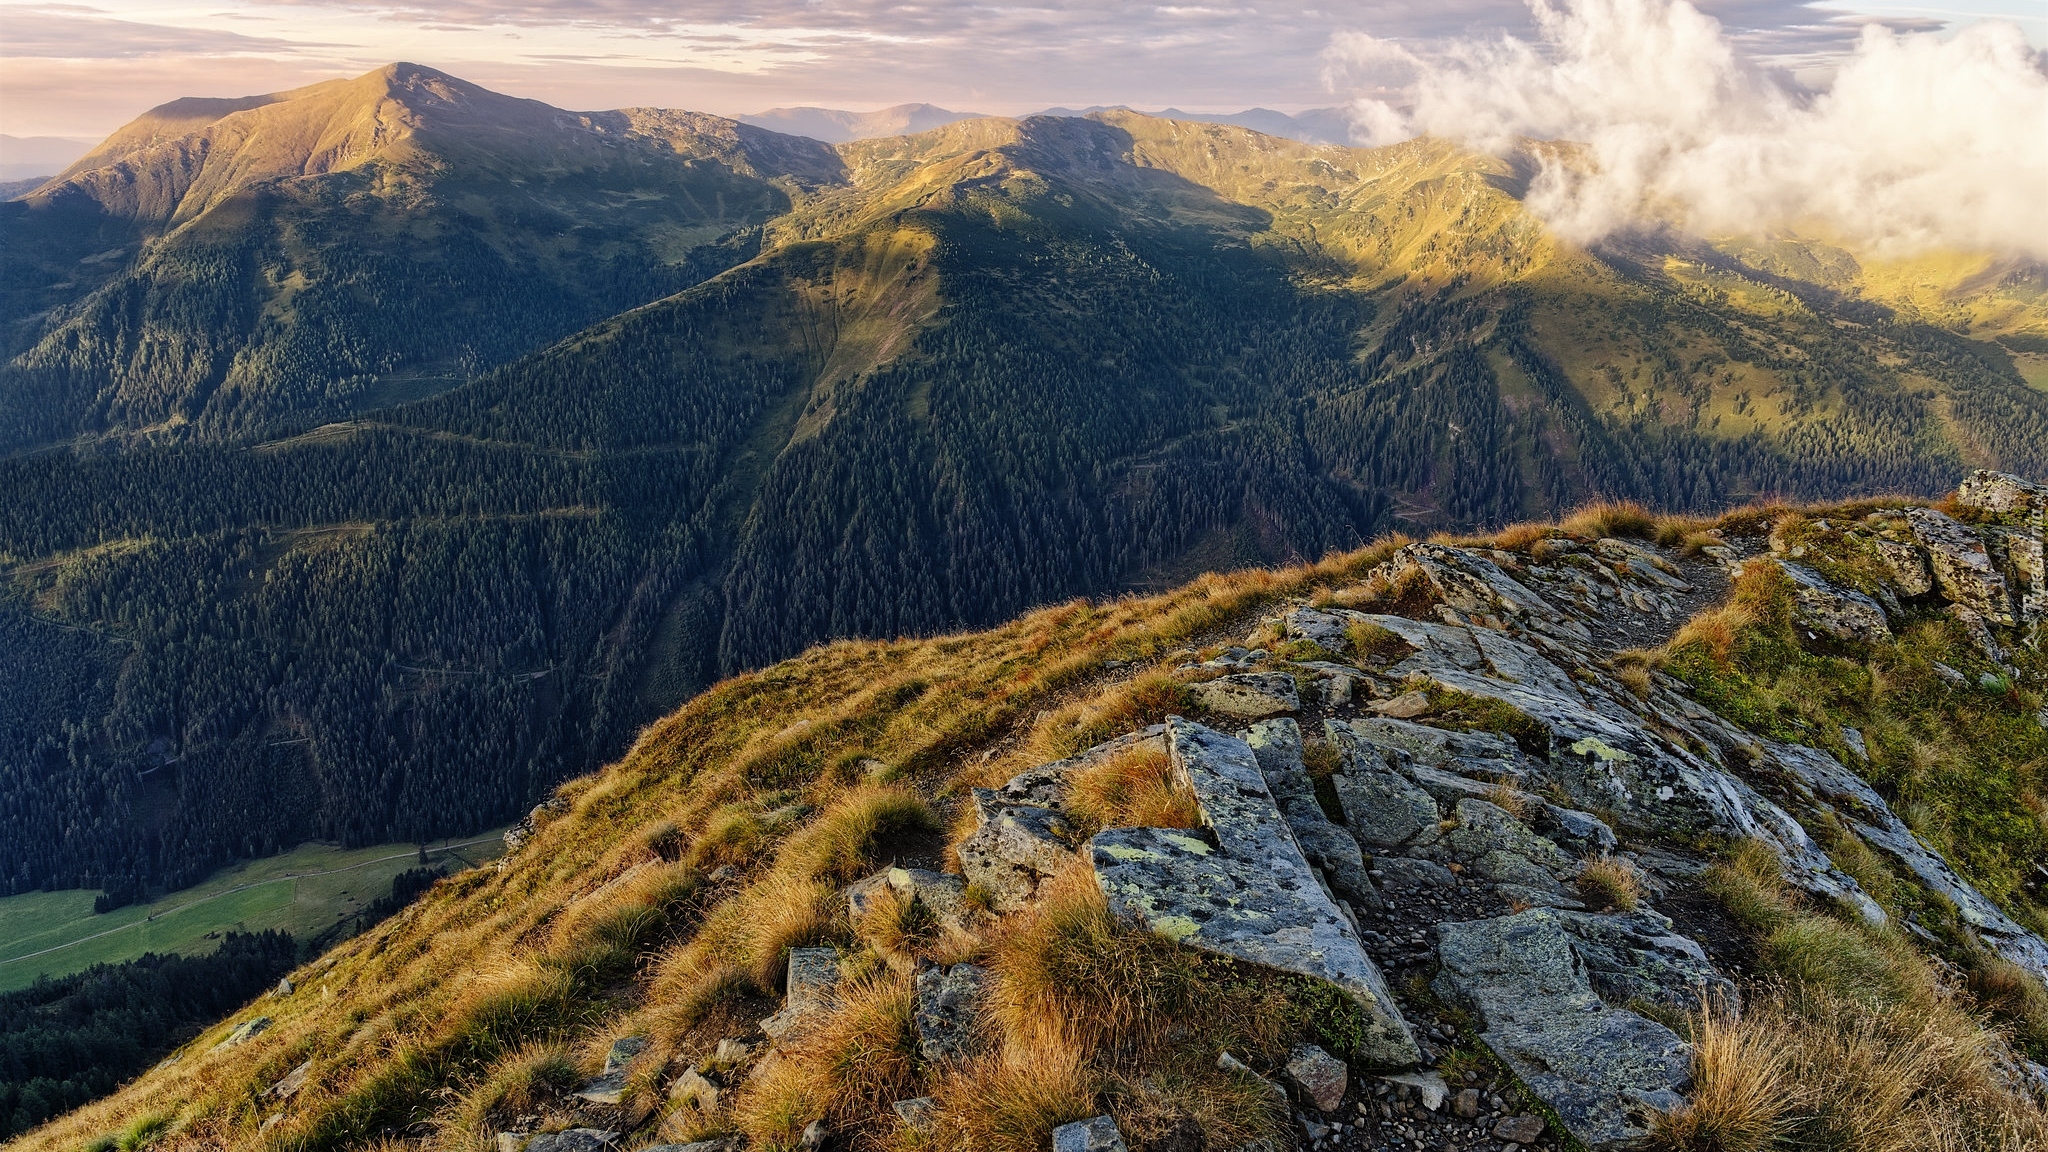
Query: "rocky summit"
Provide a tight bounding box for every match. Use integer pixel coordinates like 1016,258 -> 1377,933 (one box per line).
22,471 -> 2048,1152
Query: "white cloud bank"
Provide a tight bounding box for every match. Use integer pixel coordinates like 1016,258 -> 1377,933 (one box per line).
1332,0 -> 2048,258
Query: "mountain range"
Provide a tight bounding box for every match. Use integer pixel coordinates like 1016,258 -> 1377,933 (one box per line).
1,62 -> 2044,907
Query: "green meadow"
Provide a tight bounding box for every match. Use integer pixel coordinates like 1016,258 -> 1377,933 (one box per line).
0,833 -> 505,992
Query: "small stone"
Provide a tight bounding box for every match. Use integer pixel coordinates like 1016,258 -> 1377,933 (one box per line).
1494,1116 -> 1546,1145
1372,691 -> 1431,719
274,977 -> 294,997
496,1134 -> 528,1152
669,1068 -> 719,1112
213,1016 -> 271,1050
761,947 -> 842,1041
801,1120 -> 830,1151
1454,1089 -> 1481,1119
894,1097 -> 940,1131
1285,1043 -> 1349,1113
267,1058 -> 312,1099
710,1038 -> 757,1068
1052,1115 -> 1129,1152
1381,1071 -> 1448,1111
602,1035 -> 646,1073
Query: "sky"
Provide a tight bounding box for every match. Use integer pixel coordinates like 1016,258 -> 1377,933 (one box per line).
3,0 -> 2044,140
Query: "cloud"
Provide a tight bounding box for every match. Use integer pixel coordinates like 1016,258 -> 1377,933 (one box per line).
1331,0 -> 2048,257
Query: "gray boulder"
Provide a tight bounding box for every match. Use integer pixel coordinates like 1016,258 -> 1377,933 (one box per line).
1958,469 -> 2048,516
848,866 -> 972,932
994,728 -> 1168,810
1188,672 -> 1301,720
525,1132 -> 620,1152
913,962 -> 988,1063
1325,722 -> 1442,850
1091,718 -> 1421,1067
1434,910 -> 1695,1150
958,791 -> 1081,911
1286,607 -> 1359,654
760,947 -> 841,1041
1872,536 -> 1934,597
1908,508 -> 2016,624
1053,1116 -> 1128,1152
1776,560 -> 1892,643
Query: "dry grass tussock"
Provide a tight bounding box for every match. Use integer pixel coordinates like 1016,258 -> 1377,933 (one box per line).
1654,984 -> 2048,1152
735,971 -> 921,1152
1575,855 -> 1644,912
1064,745 -> 1199,837
1559,500 -> 1658,540
777,784 -> 940,884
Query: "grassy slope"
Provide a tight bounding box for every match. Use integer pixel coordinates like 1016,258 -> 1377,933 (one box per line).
0,834 -> 506,993
17,493 -> 2048,1152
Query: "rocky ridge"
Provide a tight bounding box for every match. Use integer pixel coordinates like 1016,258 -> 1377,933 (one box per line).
595,470 -> 2048,1152
116,473 -> 2048,1152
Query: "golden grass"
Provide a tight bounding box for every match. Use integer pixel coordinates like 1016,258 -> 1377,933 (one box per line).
1483,780 -> 1536,822
1031,674 -> 1193,763
779,785 -> 941,884
734,971 -> 921,1152
437,1044 -> 580,1152
923,1049 -> 1100,1152
852,883 -> 936,971
1064,746 -> 1200,837
1560,500 -> 1658,540
690,870 -> 842,990
1575,854 -> 1645,912
1650,1003 -> 1794,1152
984,870 -> 1198,1059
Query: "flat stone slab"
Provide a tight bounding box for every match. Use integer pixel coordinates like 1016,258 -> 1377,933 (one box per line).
525,1131 -> 620,1152
959,791 -> 1080,911
214,1016 -> 270,1050
1434,909 -> 1695,1150
1246,718 -> 1380,909
1777,560 -> 1892,643
1188,672 -> 1301,719
1091,718 -> 1421,1067
849,866 -> 972,930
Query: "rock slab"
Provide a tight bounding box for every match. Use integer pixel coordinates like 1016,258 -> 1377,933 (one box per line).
1434,909 -> 1694,1150
1091,718 -> 1421,1068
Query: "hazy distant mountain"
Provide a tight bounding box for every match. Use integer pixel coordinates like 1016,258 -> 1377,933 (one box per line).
0,62 -> 840,448
1036,105 -> 1355,144
738,102 -> 987,142
0,134 -> 93,182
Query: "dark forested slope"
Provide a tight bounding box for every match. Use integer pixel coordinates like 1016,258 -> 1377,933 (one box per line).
3,77 -> 2045,902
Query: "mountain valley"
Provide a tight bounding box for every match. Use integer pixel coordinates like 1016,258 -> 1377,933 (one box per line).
2,62 -> 2044,919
